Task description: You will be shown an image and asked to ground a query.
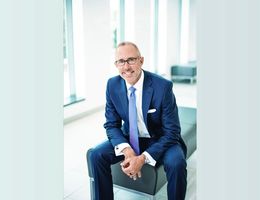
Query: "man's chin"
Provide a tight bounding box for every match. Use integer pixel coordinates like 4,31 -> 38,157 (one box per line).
124,78 -> 135,85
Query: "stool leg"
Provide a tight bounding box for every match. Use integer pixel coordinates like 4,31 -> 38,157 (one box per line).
147,194 -> 156,200
89,178 -> 95,200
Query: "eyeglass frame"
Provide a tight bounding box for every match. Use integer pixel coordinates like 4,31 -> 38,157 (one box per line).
114,56 -> 141,67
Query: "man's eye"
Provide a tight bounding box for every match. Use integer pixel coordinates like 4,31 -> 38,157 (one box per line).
118,60 -> 125,63
127,58 -> 135,61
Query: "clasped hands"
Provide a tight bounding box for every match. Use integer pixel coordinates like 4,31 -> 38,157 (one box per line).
120,147 -> 146,180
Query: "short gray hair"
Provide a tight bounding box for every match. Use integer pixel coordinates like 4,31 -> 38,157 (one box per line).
116,41 -> 141,56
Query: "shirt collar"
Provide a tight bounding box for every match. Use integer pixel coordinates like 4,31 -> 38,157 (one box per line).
126,70 -> 144,92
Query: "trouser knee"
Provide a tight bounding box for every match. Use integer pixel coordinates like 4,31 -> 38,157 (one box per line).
165,158 -> 187,174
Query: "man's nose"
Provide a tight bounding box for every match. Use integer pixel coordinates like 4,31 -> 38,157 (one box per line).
122,62 -> 131,69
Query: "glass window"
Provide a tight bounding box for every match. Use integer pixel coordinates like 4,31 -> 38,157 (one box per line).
63,0 -> 84,106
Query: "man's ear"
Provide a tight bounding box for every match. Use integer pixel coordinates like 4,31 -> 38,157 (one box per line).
140,57 -> 144,64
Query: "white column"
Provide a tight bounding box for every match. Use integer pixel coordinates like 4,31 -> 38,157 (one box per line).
133,0 -> 153,71
198,0 -> 260,199
161,0 -> 182,78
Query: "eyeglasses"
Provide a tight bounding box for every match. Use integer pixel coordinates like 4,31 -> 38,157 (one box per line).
114,57 -> 140,67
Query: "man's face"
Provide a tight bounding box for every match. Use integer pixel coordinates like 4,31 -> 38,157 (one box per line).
115,45 -> 144,85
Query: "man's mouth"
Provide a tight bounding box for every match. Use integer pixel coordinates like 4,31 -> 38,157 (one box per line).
122,71 -> 134,77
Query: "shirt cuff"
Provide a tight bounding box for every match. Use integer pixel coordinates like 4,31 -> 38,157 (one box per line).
142,151 -> 156,166
114,143 -> 131,156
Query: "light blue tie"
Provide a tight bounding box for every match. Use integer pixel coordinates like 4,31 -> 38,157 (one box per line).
129,86 -> 140,155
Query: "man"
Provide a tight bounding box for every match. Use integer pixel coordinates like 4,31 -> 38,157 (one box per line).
89,42 -> 187,200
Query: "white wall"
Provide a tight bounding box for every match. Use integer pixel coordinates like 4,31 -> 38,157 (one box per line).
197,0 -> 260,199
1,1 -> 63,199
165,0 -> 182,77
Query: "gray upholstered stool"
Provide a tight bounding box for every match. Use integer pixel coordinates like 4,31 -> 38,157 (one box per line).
86,106 -> 196,200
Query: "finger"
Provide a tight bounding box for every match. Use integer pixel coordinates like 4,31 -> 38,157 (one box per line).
137,171 -> 142,178
121,158 -> 131,168
120,161 -> 126,167
122,168 -> 134,177
132,175 -> 137,180
128,172 -> 134,177
121,165 -> 126,173
121,165 -> 131,176
122,164 -> 132,174
121,167 -> 129,175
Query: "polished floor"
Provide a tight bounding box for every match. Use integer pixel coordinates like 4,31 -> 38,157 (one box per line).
64,82 -> 197,200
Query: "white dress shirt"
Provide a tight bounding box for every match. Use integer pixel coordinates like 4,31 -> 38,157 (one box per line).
114,71 -> 156,166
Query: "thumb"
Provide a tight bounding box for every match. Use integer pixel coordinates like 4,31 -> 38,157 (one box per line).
120,158 -> 130,168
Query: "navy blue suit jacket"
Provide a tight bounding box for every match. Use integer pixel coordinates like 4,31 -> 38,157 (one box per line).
104,70 -> 187,161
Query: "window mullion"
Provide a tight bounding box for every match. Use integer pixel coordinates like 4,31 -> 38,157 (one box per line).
65,0 -> 76,97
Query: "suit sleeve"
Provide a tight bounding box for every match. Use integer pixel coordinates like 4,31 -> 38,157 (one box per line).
145,82 -> 181,161
103,80 -> 129,147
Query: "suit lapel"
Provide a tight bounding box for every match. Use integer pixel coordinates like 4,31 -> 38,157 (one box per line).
118,78 -> 128,119
142,71 -> 153,126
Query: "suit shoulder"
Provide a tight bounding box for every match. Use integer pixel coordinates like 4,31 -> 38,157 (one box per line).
107,75 -> 122,85
144,70 -> 172,87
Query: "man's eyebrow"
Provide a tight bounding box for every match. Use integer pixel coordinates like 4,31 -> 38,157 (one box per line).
117,57 -> 135,60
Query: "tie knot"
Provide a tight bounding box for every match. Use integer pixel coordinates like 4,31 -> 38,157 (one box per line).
129,86 -> 136,94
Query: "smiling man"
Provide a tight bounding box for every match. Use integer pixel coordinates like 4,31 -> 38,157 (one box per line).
115,42 -> 143,85
89,41 -> 187,200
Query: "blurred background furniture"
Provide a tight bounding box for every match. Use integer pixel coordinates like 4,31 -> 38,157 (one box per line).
87,106 -> 197,200
171,63 -> 197,84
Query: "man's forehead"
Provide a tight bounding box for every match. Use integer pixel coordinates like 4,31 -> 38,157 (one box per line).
117,44 -> 137,52
115,45 -> 138,58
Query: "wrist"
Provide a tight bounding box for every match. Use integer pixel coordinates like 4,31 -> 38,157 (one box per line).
122,147 -> 135,157
139,154 -> 147,164
122,146 -> 131,154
